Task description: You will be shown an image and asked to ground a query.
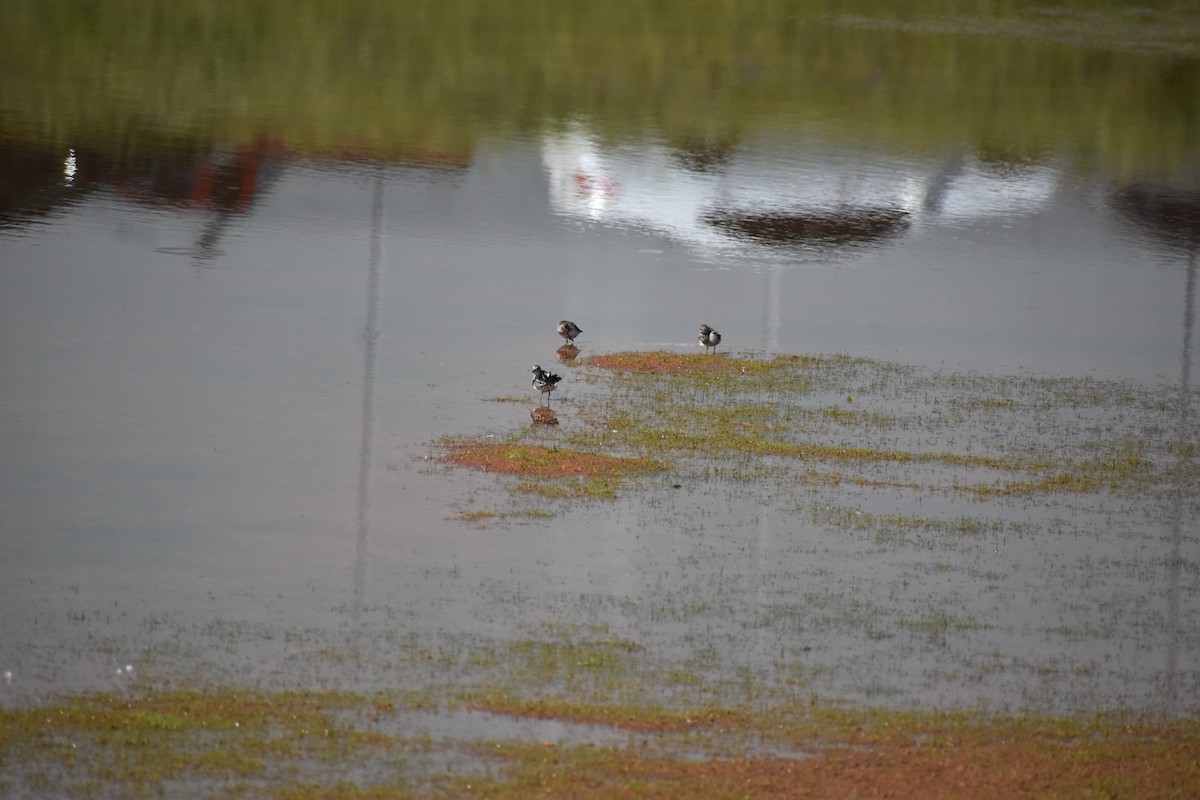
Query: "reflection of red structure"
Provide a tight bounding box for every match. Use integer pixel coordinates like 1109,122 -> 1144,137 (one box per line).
573,170 -> 617,200
105,135 -> 286,213
0,133 -> 474,234
188,142 -> 270,212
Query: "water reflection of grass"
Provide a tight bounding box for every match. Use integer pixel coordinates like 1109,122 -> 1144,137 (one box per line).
3,0 -> 1196,178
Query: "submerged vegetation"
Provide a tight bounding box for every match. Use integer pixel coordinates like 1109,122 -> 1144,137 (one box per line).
3,350 -> 1194,794
428,350 -> 1196,734
442,350 -> 1187,512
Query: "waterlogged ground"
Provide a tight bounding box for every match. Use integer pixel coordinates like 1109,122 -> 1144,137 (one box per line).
3,688 -> 1199,799
3,350 -> 1199,797
438,351 -> 1200,714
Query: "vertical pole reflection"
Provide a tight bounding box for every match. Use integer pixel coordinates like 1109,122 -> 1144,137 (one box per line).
757,265 -> 780,673
1166,246 -> 1196,709
763,263 -> 782,353
754,504 -> 772,680
354,168 -> 385,621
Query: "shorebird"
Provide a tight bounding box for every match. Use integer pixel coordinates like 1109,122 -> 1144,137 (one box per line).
531,364 -> 562,405
698,324 -> 722,354
557,320 -> 582,343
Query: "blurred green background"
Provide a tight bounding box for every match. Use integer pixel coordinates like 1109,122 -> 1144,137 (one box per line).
2,0 -> 1197,180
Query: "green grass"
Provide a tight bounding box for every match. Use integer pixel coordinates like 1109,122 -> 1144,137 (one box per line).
2,0 -> 1196,180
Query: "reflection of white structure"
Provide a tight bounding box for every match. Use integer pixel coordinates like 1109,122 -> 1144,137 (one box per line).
542,125 -> 1058,259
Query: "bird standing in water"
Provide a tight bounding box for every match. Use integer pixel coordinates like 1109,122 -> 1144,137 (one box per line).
557,320 -> 582,343
531,364 -> 562,405
698,324 -> 722,354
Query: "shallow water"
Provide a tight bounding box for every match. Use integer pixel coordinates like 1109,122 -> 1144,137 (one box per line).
1,2 -> 1198,722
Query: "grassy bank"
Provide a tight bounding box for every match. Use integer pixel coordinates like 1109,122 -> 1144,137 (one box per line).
2,0 -> 1197,179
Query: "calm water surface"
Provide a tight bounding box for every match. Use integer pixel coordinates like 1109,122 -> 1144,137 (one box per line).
1,2 -> 1198,717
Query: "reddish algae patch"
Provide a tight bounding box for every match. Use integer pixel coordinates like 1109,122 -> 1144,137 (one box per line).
465,695 -> 750,734
475,736 -> 1200,800
466,711 -> 1200,800
450,697 -> 1200,799
587,350 -> 746,374
444,441 -> 663,479
586,350 -> 816,374
6,689 -> 1197,798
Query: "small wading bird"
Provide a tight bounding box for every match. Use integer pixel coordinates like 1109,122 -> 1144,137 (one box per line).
557,320 -> 582,343
531,364 -> 562,406
698,323 -> 722,354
